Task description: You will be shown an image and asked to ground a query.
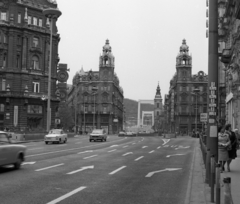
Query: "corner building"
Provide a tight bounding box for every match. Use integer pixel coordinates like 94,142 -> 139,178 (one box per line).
165,40 -> 208,135
0,0 -> 61,131
69,40 -> 124,134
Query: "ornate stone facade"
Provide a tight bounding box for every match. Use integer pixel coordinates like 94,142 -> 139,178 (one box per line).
164,40 -> 208,135
219,0 -> 240,130
0,0 -> 61,132
68,40 -> 124,134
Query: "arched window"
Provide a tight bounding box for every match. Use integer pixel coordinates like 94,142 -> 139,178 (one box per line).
32,55 -> 39,70
0,104 -> 4,112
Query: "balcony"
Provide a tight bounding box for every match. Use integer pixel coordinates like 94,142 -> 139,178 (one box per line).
221,48 -> 232,64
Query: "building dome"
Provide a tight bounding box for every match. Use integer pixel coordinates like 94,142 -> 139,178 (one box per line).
103,39 -> 112,53
180,39 -> 189,52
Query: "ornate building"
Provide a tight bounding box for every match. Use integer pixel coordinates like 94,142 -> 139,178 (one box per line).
219,0 -> 240,130
68,40 -> 124,134
0,0 -> 62,132
165,40 -> 208,135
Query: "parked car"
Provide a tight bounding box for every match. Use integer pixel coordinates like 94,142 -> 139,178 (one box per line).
0,131 -> 26,169
118,131 -> 126,136
44,129 -> 68,144
89,129 -> 107,142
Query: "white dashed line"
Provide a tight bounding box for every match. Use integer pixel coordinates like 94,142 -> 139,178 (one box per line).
83,155 -> 98,159
35,163 -> 64,172
157,146 -> 161,149
109,166 -> 126,175
123,146 -> 128,148
142,146 -> 148,149
122,152 -> 133,156
108,149 -> 117,152
28,147 -> 44,151
135,156 -> 144,161
46,186 -> 86,204
149,150 -> 154,153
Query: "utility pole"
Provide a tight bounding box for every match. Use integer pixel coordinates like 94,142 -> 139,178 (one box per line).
207,0 -> 218,162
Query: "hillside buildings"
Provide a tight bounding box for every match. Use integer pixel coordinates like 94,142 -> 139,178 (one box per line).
0,0 -> 62,132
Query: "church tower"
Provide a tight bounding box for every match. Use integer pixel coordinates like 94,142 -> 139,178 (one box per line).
99,39 -> 115,81
154,83 -> 163,131
176,39 -> 192,82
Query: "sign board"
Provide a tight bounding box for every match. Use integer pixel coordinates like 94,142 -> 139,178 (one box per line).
200,113 -> 208,122
113,119 -> 118,122
55,119 -> 61,124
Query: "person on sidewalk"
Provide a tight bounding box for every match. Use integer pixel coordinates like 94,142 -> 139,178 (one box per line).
218,126 -> 230,172
225,124 -> 238,172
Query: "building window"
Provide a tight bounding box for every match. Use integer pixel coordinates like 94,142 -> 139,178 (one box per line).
84,95 -> 87,102
16,55 -> 20,68
88,105 -> 91,112
157,111 -> 159,116
39,18 -> 42,27
3,35 -> 7,43
28,16 -> 31,24
103,106 -> 107,113
1,79 -> 6,91
32,56 -> 39,70
27,105 -> 42,114
84,105 -> 88,113
0,104 -> 4,112
33,17 -> 37,26
32,82 -> 40,93
0,12 -> 7,21
17,36 -> 21,45
157,103 -> 159,108
33,37 -> 39,47
3,54 -> 7,67
18,13 -> 21,23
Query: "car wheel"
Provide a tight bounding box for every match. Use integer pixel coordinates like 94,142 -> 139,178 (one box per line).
45,141 -> 48,145
65,138 -> 67,143
89,139 -> 92,142
14,155 -> 23,170
59,139 -> 61,144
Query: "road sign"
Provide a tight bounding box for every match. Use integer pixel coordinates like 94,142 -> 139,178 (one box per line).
200,113 -> 208,122
209,112 -> 216,116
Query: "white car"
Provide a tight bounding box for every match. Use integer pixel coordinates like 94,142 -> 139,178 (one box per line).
0,131 -> 26,169
44,129 -> 68,144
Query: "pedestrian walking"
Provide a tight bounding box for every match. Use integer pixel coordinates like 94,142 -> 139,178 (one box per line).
218,126 -> 230,172
225,124 -> 238,172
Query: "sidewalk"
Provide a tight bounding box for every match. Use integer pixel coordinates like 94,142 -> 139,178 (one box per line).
189,143 -> 240,204
220,150 -> 240,204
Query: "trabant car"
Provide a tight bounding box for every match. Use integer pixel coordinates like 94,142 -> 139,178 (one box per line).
44,129 -> 68,144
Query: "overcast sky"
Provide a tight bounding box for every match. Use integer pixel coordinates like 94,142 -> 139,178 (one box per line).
56,0 -> 208,101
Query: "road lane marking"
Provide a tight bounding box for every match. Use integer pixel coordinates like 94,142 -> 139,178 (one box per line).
122,152 -> 133,156
22,162 -> 36,165
149,150 -> 155,154
46,186 -> 86,204
75,141 -> 82,144
163,145 -> 169,148
175,146 -> 190,150
162,139 -> 170,145
166,154 -> 185,158
123,145 -> 128,148
109,166 -> 126,175
77,150 -> 93,154
26,138 -> 126,158
135,156 -> 144,161
35,163 -> 64,172
28,147 -> 44,151
110,145 -> 119,148
108,149 -> 116,152
83,155 -> 98,159
132,143 -> 136,145
157,146 -> 161,149
145,168 -> 182,177
142,146 -> 148,149
67,166 -> 94,175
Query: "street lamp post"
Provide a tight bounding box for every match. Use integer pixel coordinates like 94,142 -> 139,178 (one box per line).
92,87 -> 98,130
192,89 -> 200,135
43,8 -> 62,132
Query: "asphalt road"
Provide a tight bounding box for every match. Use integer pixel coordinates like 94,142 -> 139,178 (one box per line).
0,135 -> 198,204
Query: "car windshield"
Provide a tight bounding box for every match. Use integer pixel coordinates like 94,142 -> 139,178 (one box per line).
92,130 -> 103,134
49,129 -> 62,134
0,133 -> 9,144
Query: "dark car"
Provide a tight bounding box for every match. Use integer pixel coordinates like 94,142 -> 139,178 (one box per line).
89,129 -> 107,142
